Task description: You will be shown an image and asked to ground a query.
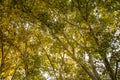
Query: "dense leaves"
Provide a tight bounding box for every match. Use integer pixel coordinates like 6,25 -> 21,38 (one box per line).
0,0 -> 120,80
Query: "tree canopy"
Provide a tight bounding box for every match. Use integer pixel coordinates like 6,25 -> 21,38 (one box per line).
0,0 -> 120,80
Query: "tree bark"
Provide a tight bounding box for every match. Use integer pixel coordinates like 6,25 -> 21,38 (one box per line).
89,54 -> 101,80
0,31 -> 4,79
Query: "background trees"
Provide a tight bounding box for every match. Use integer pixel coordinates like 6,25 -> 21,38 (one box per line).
0,0 -> 120,80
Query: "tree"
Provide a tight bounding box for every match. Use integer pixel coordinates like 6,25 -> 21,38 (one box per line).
0,0 -> 120,80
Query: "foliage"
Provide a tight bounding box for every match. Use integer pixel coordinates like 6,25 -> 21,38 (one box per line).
0,0 -> 120,80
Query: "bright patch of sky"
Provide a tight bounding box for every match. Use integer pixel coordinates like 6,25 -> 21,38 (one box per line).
84,53 -> 89,62
94,8 -> 101,18
113,29 -> 120,52
25,23 -> 29,30
42,72 -> 56,80
115,29 -> 120,36
54,17 -> 57,22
